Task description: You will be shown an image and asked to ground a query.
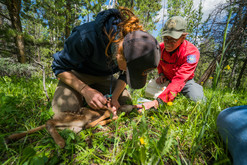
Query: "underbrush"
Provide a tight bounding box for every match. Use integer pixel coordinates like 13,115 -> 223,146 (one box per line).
0,76 -> 246,164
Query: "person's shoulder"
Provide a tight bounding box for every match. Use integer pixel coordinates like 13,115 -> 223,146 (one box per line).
183,40 -> 199,55
184,40 -> 198,50
95,9 -> 120,21
72,21 -> 96,35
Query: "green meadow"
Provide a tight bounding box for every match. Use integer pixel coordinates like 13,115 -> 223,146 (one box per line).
1,0 -> 246,164
0,76 -> 246,165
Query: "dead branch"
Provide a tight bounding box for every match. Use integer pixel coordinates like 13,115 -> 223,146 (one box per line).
34,61 -> 50,101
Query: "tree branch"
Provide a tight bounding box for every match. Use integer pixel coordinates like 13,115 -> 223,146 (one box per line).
0,48 -> 16,54
34,61 -> 50,101
25,54 -> 50,101
0,1 -> 7,6
0,12 -> 10,20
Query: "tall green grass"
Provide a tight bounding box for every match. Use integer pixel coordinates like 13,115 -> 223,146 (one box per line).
0,76 -> 246,164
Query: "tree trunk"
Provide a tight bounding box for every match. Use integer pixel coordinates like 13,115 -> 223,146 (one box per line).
236,56 -> 247,89
65,0 -> 71,39
0,4 -> 3,25
112,0 -> 117,8
16,34 -> 25,63
108,0 -> 117,8
131,0 -> 134,7
146,11 -> 150,25
197,54 -> 221,85
6,0 -> 26,63
0,4 -> 4,50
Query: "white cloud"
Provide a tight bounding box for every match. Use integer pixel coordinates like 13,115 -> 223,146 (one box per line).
153,0 -> 227,37
195,0 -> 226,21
156,0 -> 226,22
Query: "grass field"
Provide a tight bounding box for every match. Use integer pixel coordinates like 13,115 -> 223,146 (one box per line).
0,76 -> 246,165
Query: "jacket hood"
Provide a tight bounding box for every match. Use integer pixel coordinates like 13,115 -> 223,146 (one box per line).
95,9 -> 122,49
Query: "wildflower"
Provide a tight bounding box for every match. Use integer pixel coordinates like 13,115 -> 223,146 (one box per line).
139,137 -> 146,145
235,100 -> 237,103
225,65 -> 231,70
167,102 -> 173,106
151,116 -> 154,120
201,82 -> 204,85
209,76 -> 213,79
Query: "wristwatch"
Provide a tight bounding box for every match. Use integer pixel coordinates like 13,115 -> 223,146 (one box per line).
156,97 -> 164,106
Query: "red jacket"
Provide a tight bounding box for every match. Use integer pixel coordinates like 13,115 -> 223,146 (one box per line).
157,40 -> 200,103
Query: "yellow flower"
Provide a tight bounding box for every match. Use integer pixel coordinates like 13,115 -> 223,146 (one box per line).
167,102 -> 173,106
201,82 -> 204,85
139,137 -> 146,145
151,116 -> 154,120
225,65 -> 231,70
209,76 -> 213,79
235,100 -> 238,103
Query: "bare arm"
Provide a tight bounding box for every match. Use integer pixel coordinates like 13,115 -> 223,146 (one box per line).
57,71 -> 108,110
135,100 -> 159,113
110,79 -> 126,115
112,79 -> 126,101
57,71 -> 87,93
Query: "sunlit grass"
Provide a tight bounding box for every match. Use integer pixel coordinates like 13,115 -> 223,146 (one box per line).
0,76 -> 246,164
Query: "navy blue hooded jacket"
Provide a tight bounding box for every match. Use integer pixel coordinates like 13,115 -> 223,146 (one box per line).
52,9 -> 126,81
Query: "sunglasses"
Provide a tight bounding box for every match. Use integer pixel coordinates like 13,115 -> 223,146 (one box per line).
163,37 -> 180,43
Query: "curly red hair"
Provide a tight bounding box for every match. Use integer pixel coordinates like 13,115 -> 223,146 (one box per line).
105,7 -> 144,59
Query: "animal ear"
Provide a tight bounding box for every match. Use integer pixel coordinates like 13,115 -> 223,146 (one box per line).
118,105 -> 134,113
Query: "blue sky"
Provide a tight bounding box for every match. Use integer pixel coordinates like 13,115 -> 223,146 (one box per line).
102,0 -> 226,38
151,0 -> 226,37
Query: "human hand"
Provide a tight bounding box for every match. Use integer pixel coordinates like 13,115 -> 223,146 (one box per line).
110,98 -> 120,116
156,75 -> 167,84
135,100 -> 159,113
81,86 -> 108,110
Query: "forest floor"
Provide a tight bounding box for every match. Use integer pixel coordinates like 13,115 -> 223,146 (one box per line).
1,76 -> 246,165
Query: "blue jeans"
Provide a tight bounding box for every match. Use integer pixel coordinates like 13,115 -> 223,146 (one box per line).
217,105 -> 247,165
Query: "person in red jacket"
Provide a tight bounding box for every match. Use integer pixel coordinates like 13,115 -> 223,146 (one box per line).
136,16 -> 206,112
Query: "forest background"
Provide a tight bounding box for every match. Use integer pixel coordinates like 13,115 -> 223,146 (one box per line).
0,0 -> 247,164
0,0 -> 246,89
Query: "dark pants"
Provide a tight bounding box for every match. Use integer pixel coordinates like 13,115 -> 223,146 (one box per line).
52,70 -> 132,119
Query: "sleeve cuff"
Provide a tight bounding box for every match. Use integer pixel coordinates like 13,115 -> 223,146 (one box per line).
118,71 -> 127,82
159,73 -> 164,76
156,97 -> 164,106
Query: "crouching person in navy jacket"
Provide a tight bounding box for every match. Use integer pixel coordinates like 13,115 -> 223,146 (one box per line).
51,7 -> 160,131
